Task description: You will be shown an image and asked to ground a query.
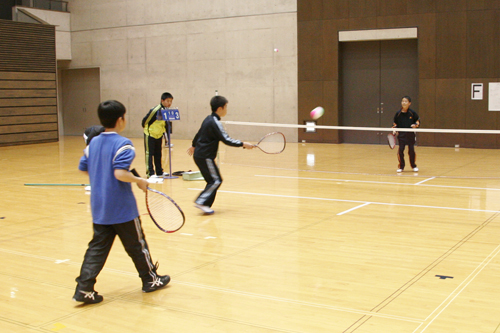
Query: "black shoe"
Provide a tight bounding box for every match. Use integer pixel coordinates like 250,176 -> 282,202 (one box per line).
73,290 -> 103,304
142,275 -> 170,293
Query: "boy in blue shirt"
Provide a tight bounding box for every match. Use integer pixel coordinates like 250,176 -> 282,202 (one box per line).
74,100 -> 170,304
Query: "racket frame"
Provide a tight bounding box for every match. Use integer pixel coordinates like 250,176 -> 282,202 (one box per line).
254,131 -> 286,154
387,133 -> 396,149
145,187 -> 185,233
130,169 -> 185,233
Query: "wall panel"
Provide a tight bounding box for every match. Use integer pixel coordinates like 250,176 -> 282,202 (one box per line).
434,79 -> 466,147
436,11 -> 467,79
298,0 -> 500,147
407,0 -> 436,14
0,19 -> 57,146
466,10 -> 499,78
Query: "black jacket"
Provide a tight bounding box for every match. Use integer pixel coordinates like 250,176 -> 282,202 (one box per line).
192,113 -> 242,159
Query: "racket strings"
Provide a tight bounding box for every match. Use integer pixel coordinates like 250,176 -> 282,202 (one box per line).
256,132 -> 286,154
146,189 -> 184,232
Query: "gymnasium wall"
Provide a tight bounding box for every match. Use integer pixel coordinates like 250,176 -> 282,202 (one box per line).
62,0 -> 298,142
0,19 -> 57,146
297,0 -> 500,148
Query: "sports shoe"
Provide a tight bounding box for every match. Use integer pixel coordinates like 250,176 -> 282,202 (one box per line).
413,167 -> 419,172
73,290 -> 103,304
194,204 -> 214,215
147,176 -> 163,184
142,275 -> 170,293
396,169 -> 403,173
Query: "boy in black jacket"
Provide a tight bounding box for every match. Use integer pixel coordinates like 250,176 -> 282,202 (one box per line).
187,95 -> 254,214
392,95 -> 420,173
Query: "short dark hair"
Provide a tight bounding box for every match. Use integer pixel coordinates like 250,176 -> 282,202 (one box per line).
402,95 -> 412,102
210,95 -> 228,112
161,92 -> 173,100
98,100 -> 126,128
83,125 -> 105,145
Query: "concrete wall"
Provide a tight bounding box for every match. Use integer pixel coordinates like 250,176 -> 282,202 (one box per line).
63,0 -> 298,141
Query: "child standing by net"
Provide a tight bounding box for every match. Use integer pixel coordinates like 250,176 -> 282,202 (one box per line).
186,95 -> 254,214
392,95 -> 420,173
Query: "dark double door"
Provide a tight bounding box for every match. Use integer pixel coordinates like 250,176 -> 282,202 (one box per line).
340,39 -> 418,144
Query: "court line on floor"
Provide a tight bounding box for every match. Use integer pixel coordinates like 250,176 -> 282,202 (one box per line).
174,280 -> 423,324
414,177 -> 435,185
337,203 -> 371,216
222,162 -> 500,179
3,218 -> 496,329
188,188 -> 500,214
413,242 -> 500,333
254,174 -> 500,191
0,246 -> 423,325
342,212 -> 500,332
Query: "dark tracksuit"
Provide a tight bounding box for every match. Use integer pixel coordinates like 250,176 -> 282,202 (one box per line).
393,108 -> 420,170
191,112 -> 243,207
142,105 -> 172,178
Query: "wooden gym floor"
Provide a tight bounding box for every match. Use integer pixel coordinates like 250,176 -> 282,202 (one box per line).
1,136 -> 500,332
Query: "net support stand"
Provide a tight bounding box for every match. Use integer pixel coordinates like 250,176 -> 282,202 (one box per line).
163,121 -> 178,179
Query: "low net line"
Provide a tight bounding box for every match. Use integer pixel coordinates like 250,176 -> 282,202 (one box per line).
222,121 -> 500,134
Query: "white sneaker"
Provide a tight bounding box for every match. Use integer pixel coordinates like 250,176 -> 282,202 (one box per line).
396,169 -> 403,173
194,204 -> 214,215
147,176 -> 163,184
413,167 -> 419,172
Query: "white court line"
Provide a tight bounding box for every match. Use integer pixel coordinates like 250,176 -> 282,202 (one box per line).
0,247 -> 422,323
187,188 -> 500,213
254,174 -> 500,191
176,280 -> 423,323
55,259 -> 70,264
337,203 -> 371,216
221,161 -> 500,179
415,177 -> 435,185
413,243 -> 500,333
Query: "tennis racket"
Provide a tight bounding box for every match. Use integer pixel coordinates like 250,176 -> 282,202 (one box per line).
387,133 -> 396,149
131,169 -> 185,233
253,132 -> 286,154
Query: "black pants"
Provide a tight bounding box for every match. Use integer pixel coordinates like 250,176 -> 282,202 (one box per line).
194,157 -> 222,208
75,218 -> 157,291
397,133 -> 417,169
144,134 -> 163,178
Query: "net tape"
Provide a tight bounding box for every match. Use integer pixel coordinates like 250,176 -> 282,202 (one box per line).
222,121 -> 500,134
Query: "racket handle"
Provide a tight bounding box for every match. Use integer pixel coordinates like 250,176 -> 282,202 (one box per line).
130,169 -> 140,177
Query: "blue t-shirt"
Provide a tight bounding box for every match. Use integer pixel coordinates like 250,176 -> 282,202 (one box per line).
79,132 -> 139,225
